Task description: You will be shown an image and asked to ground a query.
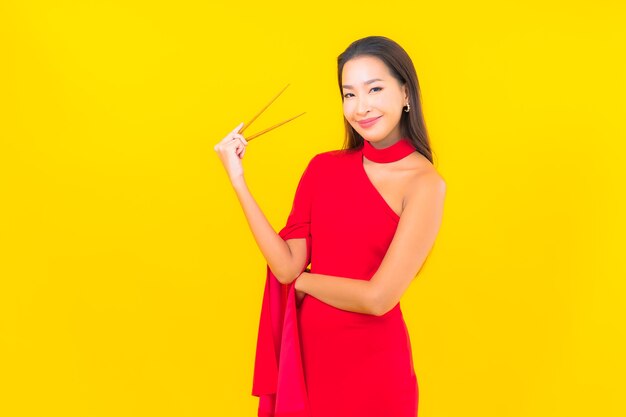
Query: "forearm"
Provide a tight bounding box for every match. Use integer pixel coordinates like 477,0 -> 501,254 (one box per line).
231,177 -> 292,280
295,272 -> 377,315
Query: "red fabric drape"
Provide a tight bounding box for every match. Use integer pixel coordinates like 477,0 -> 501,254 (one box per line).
251,156 -> 318,417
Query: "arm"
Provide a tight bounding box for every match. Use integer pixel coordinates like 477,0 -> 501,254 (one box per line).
295,271 -> 374,314
296,174 -> 446,316
214,126 -> 312,284
232,177 -> 308,284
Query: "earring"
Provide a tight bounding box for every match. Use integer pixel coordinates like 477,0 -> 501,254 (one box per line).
404,102 -> 410,113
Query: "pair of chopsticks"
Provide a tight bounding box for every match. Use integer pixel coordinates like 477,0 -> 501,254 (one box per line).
237,84 -> 306,142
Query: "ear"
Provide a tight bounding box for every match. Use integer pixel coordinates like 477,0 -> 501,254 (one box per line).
402,83 -> 409,102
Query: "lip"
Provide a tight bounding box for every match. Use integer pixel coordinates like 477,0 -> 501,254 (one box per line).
357,116 -> 382,128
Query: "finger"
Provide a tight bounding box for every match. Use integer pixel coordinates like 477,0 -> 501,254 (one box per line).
227,137 -> 244,151
232,121 -> 244,133
219,135 -> 234,146
232,133 -> 248,145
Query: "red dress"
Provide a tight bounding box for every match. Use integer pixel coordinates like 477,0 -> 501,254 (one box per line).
252,138 -> 419,417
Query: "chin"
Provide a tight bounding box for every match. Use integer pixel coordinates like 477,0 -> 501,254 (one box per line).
359,132 -> 387,143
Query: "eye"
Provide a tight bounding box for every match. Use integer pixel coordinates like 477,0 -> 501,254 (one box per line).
343,87 -> 382,99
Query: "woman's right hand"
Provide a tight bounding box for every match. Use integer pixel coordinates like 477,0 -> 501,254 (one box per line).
214,122 -> 248,185
295,288 -> 306,307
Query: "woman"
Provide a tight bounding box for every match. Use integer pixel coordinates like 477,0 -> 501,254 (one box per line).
215,36 -> 446,417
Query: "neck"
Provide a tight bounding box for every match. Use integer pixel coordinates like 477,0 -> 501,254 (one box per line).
361,137 -> 416,163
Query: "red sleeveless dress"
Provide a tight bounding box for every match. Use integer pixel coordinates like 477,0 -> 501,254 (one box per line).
252,138 -> 419,417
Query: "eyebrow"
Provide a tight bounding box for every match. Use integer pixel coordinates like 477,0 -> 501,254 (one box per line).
342,78 -> 384,89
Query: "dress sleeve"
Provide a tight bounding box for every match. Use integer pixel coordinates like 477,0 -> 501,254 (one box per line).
277,154 -> 318,268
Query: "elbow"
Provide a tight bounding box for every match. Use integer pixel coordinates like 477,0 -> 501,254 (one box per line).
273,271 -> 290,285
368,282 -> 402,317
368,286 -> 393,317
273,268 -> 298,285
369,303 -> 390,317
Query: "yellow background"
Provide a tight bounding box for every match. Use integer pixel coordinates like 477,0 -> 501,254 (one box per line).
1,1 -> 624,416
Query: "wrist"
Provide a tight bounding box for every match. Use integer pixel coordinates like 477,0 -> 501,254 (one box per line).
294,271 -> 307,292
230,175 -> 246,190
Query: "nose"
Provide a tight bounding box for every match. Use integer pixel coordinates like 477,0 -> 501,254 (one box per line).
356,96 -> 370,116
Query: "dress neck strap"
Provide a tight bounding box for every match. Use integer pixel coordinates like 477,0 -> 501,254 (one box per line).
361,137 -> 416,163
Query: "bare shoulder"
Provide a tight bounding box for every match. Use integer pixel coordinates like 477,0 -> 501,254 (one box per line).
403,153 -> 446,208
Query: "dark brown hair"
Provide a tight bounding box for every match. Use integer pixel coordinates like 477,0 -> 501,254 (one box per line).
337,36 -> 434,164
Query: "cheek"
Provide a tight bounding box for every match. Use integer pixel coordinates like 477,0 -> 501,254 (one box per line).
342,101 -> 353,117
374,94 -> 392,108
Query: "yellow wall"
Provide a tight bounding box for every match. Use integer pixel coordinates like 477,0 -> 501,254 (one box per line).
1,1 -> 624,416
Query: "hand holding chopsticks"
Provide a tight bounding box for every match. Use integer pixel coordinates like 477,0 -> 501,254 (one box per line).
214,83 -> 306,185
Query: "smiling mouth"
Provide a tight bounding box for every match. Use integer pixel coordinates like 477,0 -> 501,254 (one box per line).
357,116 -> 382,127
358,116 -> 381,123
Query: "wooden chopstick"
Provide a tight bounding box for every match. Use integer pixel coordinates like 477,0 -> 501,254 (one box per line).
239,84 -> 290,134
237,83 -> 305,142
245,111 -> 306,141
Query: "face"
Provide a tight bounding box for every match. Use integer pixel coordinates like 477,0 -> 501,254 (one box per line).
341,55 -> 408,146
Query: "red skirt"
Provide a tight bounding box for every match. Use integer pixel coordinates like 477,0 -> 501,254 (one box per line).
298,295 -> 418,417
